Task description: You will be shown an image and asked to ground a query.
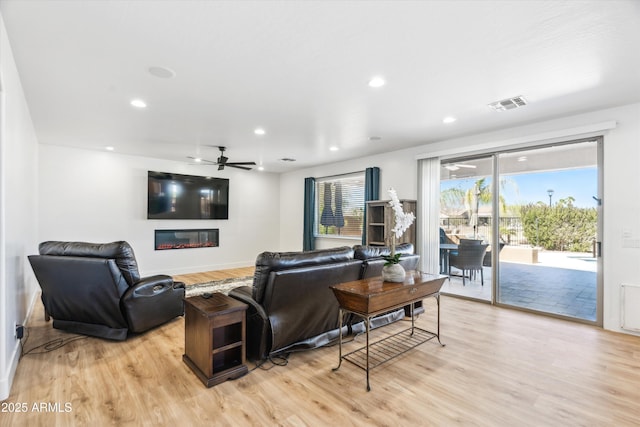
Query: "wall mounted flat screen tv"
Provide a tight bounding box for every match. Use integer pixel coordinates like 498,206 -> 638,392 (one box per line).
147,171 -> 229,219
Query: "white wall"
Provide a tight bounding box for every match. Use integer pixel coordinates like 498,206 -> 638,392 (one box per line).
598,104 -> 640,334
280,103 -> 640,336
37,144 -> 280,276
0,14 -> 40,400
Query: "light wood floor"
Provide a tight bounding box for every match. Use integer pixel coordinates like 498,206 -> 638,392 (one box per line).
172,266 -> 255,286
5,269 -> 640,426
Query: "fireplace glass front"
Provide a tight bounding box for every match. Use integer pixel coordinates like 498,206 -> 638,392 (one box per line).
155,229 -> 219,250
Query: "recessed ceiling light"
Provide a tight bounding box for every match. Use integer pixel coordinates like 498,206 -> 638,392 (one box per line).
148,66 -> 176,79
105,146 -> 115,151
254,128 -> 266,136
517,156 -> 528,162
130,99 -> 147,108
329,146 -> 339,151
257,166 -> 265,171
443,116 -> 457,124
193,157 -> 202,163
368,76 -> 386,88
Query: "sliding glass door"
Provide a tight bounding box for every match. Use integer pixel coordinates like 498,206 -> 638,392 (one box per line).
496,140 -> 601,322
438,139 -> 602,324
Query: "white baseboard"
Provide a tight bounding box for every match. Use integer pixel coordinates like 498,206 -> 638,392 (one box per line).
0,288 -> 40,400
0,338 -> 21,400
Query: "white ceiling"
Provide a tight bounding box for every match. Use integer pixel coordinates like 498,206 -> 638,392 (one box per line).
1,0 -> 639,173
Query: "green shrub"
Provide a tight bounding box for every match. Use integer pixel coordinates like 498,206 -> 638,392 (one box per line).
519,198 -> 596,252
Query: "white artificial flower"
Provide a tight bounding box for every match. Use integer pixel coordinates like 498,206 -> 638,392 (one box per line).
387,188 -> 415,239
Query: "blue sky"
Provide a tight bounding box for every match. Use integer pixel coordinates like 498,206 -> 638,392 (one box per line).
442,168 -> 598,208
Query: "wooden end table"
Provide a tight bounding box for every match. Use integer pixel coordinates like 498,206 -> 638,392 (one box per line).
330,271 -> 447,391
183,293 -> 249,387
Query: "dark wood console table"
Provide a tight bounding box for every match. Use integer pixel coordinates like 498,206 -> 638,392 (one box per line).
330,271 -> 446,391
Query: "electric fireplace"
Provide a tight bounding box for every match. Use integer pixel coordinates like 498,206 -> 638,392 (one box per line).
155,229 -> 219,250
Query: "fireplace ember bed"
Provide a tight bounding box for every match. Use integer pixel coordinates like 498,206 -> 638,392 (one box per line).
155,229 -> 219,250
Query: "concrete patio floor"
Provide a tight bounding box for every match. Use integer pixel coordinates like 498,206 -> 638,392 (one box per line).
440,250 -> 598,322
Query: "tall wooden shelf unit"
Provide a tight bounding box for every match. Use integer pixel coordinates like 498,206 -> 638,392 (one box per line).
365,199 -> 417,247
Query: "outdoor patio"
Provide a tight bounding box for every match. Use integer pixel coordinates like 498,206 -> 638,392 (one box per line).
440,250 -> 597,321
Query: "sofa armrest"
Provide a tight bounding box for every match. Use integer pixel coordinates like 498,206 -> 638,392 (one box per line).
126,275 -> 173,295
229,286 -> 271,361
121,275 -> 185,334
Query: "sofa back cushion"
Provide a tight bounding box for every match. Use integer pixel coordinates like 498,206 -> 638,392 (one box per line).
354,243 -> 419,278
38,241 -> 141,286
252,246 -> 355,303
353,243 -> 415,260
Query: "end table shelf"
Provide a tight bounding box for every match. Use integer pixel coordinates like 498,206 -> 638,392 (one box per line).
342,327 -> 438,371
183,293 -> 248,387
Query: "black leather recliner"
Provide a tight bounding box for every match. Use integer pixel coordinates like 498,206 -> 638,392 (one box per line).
28,241 -> 185,340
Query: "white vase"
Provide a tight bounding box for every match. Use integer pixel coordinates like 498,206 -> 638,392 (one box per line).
382,263 -> 406,282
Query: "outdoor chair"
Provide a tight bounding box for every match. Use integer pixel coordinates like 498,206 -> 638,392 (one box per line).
483,241 -> 506,267
459,238 -> 483,245
440,228 -> 455,244
449,243 -> 489,286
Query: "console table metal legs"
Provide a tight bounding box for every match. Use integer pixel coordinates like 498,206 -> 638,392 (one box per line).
333,295 -> 444,391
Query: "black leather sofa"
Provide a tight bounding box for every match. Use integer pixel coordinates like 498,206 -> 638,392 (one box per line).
229,244 -> 419,361
28,241 -> 185,340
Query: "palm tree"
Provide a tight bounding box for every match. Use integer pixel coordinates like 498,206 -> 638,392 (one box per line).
440,187 -> 466,217
441,177 -> 512,238
467,177 -> 511,222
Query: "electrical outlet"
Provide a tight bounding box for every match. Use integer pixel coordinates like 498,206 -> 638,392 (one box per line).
13,322 -> 24,340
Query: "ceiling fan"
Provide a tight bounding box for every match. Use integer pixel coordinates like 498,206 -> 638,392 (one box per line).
443,163 -> 477,171
187,146 -> 256,171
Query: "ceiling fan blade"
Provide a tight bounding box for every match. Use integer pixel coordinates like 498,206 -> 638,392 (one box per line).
191,146 -> 254,171
225,161 -> 256,166
443,163 -> 477,171
226,164 -> 253,170
187,156 -> 218,165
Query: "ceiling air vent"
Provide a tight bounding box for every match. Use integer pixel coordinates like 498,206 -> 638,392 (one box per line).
488,96 -> 527,111
279,158 -> 296,162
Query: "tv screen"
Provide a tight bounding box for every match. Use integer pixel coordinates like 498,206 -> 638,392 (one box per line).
147,171 -> 229,219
